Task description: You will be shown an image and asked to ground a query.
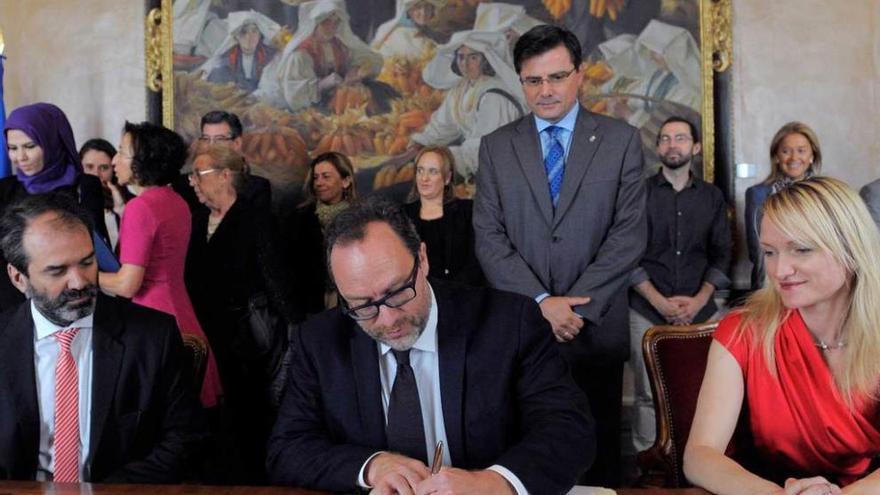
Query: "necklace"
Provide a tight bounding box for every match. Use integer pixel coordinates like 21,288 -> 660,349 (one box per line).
814,337 -> 846,351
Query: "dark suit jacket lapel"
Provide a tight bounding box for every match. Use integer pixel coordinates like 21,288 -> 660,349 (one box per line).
349,323 -> 387,448
434,284 -> 466,466
87,295 -> 124,466
512,116 -> 554,226
554,108 -> 602,228
0,302 -> 40,475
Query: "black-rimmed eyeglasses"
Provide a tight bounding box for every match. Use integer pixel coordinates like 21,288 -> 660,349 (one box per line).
339,260 -> 419,321
198,135 -> 234,144
520,67 -> 577,87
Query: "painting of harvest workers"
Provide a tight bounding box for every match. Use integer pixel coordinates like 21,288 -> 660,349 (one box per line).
166,0 -> 709,206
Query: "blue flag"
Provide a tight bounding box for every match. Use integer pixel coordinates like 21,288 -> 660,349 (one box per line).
0,55 -> 8,178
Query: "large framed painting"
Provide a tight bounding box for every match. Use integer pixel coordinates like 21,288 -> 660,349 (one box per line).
146,0 -> 731,206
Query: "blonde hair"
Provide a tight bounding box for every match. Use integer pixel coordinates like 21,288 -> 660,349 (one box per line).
738,176 -> 880,405
762,121 -> 822,184
407,146 -> 456,203
190,143 -> 249,192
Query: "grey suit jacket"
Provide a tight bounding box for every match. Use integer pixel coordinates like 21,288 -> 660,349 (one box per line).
860,178 -> 880,229
474,106 -> 646,361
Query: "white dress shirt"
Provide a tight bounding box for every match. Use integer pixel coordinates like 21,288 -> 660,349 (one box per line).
103,209 -> 120,252
358,284 -> 528,494
32,303 -> 94,482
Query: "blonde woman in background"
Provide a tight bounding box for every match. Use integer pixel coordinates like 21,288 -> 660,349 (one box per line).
685,177 -> 880,493
745,121 -> 822,290
402,146 -> 484,285
289,151 -> 356,314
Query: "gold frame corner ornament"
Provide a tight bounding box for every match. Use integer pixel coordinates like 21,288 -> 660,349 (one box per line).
699,0 -> 733,183
145,0 -> 174,128
710,0 -> 733,73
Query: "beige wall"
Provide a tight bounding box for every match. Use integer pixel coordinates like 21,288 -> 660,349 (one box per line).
1,0 -> 147,147
730,0 -> 880,286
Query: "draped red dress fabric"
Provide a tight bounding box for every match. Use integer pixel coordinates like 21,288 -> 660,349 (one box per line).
120,186 -> 223,408
715,310 -> 880,484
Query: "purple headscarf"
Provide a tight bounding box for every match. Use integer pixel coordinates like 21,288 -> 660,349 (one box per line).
3,102 -> 81,194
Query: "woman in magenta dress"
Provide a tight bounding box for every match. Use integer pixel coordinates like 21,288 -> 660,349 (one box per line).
684,177 -> 880,494
99,121 -> 222,408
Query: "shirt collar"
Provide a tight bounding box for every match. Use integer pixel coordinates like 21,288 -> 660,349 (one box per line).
31,300 -> 94,341
380,282 -> 438,356
534,103 -> 579,135
654,169 -> 697,190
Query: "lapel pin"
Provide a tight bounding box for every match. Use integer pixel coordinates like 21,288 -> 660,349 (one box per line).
589,135 -> 596,142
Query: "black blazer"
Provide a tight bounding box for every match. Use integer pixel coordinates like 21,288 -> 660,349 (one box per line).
0,295 -> 206,483
287,203 -> 327,315
185,198 -> 299,366
0,174 -> 108,312
402,199 -> 485,286
267,281 -> 595,494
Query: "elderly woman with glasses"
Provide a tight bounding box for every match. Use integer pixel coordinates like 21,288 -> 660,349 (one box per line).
402,146 -> 483,286
99,121 -> 222,408
184,144 -> 296,483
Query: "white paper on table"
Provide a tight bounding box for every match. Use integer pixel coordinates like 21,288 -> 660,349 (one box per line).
566,487 -> 617,495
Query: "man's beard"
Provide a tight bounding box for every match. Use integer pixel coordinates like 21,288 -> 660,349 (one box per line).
660,151 -> 692,170
361,313 -> 428,351
28,284 -> 98,327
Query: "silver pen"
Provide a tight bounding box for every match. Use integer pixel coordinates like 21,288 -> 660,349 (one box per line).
430,440 -> 443,474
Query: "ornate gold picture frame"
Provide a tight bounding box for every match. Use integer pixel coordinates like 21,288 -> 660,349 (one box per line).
147,0 -> 731,196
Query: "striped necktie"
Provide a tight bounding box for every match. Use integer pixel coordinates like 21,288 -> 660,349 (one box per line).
544,125 -> 565,207
54,327 -> 80,483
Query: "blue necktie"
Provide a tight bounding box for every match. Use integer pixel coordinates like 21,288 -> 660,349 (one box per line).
544,126 -> 565,207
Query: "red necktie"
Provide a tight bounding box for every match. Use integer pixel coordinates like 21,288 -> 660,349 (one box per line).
54,327 -> 80,483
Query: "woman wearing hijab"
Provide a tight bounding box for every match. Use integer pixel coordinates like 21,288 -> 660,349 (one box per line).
410,29 -> 525,180
0,102 -> 107,310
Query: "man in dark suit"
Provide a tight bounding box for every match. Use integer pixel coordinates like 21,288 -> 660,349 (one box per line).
172,110 -> 272,214
473,25 -> 647,486
268,198 -> 593,495
0,193 -> 204,483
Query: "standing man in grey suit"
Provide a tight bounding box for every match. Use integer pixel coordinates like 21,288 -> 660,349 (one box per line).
474,24 -> 646,486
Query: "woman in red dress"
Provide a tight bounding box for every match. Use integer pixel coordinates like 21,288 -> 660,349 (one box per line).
685,177 -> 880,494
99,122 -> 222,408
